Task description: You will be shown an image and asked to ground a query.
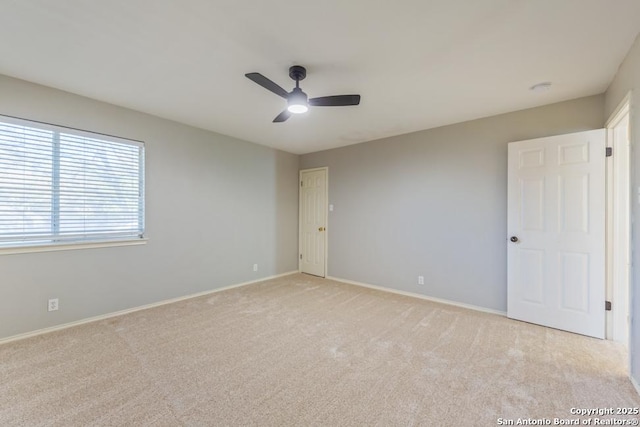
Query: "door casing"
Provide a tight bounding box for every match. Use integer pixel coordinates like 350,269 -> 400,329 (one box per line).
605,93 -> 631,345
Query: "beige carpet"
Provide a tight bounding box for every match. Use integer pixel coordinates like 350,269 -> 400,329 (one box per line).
1,273 -> 638,426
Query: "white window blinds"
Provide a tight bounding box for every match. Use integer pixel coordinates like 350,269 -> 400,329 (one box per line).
0,115 -> 145,248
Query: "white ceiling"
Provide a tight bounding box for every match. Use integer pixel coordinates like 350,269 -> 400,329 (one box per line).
0,1 -> 639,155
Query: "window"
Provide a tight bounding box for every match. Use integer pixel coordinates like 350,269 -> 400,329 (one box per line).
0,115 -> 145,249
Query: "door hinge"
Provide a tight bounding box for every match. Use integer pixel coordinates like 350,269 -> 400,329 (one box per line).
301,181 -> 303,187
606,147 -> 613,157
300,254 -> 302,260
605,300 -> 612,311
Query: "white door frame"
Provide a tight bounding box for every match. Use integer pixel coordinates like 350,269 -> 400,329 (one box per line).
605,92 -> 632,345
299,167 -> 328,277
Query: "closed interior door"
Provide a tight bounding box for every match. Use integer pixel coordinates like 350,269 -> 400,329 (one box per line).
507,129 -> 606,338
300,168 -> 327,277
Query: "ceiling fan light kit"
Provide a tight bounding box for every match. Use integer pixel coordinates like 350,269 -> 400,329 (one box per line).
245,65 -> 361,122
287,87 -> 308,114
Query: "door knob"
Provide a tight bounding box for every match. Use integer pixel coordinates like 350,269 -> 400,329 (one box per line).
318,227 -> 326,232
510,236 -> 519,242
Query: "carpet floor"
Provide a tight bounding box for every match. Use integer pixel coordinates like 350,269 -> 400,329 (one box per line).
1,273 -> 638,426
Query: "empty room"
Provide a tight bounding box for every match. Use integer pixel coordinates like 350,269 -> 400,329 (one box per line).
2,1 -> 640,425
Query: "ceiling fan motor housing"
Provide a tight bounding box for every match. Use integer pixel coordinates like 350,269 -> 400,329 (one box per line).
289,86 -> 308,101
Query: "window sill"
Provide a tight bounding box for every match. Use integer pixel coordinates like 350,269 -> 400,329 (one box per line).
0,238 -> 148,255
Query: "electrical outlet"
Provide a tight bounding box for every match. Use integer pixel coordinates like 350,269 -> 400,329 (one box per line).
418,276 -> 424,285
48,298 -> 59,312
253,264 -> 258,272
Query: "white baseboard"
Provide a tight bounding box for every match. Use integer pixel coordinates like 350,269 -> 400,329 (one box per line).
327,276 -> 506,317
0,271 -> 298,346
631,375 -> 640,397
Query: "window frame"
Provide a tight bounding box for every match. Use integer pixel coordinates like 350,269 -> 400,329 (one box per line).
0,114 -> 146,254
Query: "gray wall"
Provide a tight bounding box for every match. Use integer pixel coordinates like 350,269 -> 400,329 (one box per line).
300,95 -> 604,312
0,75 -> 299,340
605,33 -> 640,387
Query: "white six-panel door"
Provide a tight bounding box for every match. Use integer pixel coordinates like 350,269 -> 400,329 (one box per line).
300,168 -> 327,277
507,129 -> 606,338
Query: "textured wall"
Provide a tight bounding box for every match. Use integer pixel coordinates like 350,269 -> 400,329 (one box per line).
300,95 -> 605,312
0,75 -> 299,339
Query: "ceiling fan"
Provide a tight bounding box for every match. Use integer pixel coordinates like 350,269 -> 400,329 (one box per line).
245,65 -> 361,123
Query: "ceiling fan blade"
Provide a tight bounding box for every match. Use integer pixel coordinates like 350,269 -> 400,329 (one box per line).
245,73 -> 289,99
273,110 -> 292,123
309,94 -> 361,107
